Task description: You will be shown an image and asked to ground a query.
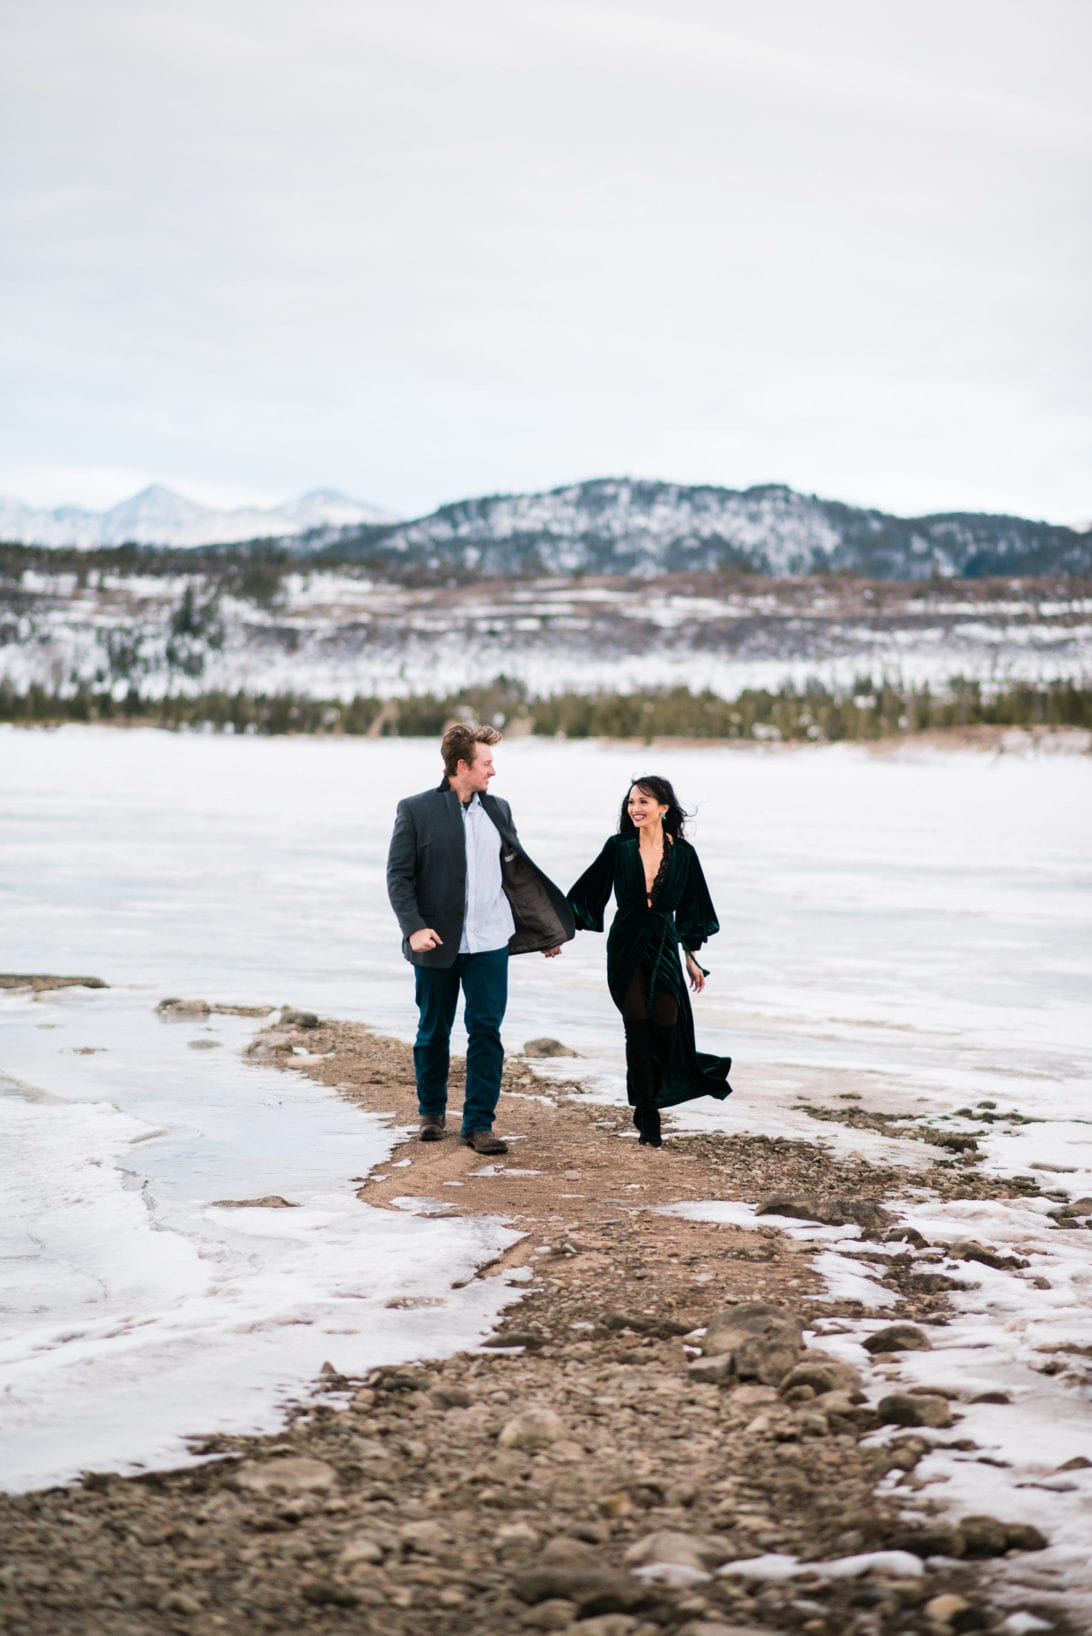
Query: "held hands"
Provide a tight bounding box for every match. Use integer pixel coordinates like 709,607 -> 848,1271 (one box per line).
410,928 -> 561,958
686,953 -> 706,993
410,928 -> 443,953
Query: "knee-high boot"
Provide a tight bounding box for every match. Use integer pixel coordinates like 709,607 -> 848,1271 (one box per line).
624,1018 -> 665,1147
623,1018 -> 660,1144
641,1023 -> 677,1148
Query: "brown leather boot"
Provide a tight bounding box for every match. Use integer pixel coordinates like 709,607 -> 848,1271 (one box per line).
459,1129 -> 508,1154
418,1113 -> 446,1142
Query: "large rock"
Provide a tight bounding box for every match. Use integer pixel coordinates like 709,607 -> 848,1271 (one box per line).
876,1393 -> 953,1429
779,1351 -> 863,1397
156,997 -> 211,1016
949,1239 -> 1029,1271
623,1530 -> 718,1582
958,1516 -> 1046,1557
523,1037 -> 580,1057
864,1323 -> 932,1354
280,1006 -> 319,1028
498,1407 -> 566,1449
755,1196 -> 892,1233
233,1456 -> 338,1494
512,1566 -> 647,1613
701,1304 -> 804,1385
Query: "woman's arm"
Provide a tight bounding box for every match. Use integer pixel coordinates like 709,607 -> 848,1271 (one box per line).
566,837 -> 617,932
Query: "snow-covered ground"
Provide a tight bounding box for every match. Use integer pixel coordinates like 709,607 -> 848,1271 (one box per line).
1,728 -> 1089,1618
3,571 -> 1090,700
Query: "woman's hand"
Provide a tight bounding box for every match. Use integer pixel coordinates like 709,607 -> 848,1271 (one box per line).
685,953 -> 705,993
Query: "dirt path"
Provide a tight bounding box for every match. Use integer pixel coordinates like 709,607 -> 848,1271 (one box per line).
0,1016 -> 1073,1636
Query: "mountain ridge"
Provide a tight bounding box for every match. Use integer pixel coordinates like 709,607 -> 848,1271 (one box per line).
327,476 -> 1091,580
0,485 -> 396,548
2,475 -> 1088,577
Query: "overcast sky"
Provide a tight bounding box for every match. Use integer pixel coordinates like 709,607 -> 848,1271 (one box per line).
3,0 -> 1089,523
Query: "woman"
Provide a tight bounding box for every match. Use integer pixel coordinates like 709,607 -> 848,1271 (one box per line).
567,777 -> 733,1147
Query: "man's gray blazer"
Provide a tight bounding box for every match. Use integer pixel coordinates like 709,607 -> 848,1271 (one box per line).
386,778 -> 576,968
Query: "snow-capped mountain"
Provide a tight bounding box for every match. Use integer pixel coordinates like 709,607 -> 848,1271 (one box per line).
0,485 -> 397,548
335,478 -> 1091,580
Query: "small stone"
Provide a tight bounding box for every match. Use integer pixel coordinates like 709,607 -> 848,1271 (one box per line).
679,1626 -> 778,1636
880,1438 -> 929,1474
810,1389 -> 875,1430
575,1618 -> 639,1636
158,1592 -> 202,1616
337,1537 -> 386,1571
969,1390 -> 1010,1405
864,1323 -> 932,1354
541,1537 -> 595,1566
187,1038 -> 221,1050
959,1516 -> 1046,1557
496,1522 -> 541,1555
156,997 -> 210,1016
245,1031 -> 295,1058
888,1523 -> 964,1558
728,1384 -> 779,1409
688,1354 -> 734,1385
429,1384 -> 472,1408
949,1240 -> 1028,1271
281,1006 -> 319,1027
484,1330 -> 545,1350
399,1520 -> 449,1555
623,1531 -> 709,1572
301,1581 -> 361,1607
779,1351 -> 863,1395
499,1407 -> 566,1449
924,1591 -> 981,1630
512,1567 -> 646,1613
523,1037 -> 580,1057
876,1393 -> 953,1429
234,1457 -> 339,1495
519,1601 -> 579,1630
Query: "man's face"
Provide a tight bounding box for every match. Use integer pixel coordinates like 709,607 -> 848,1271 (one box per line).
463,745 -> 496,793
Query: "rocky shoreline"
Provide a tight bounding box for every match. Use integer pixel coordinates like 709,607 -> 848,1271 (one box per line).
0,1009 -> 1084,1636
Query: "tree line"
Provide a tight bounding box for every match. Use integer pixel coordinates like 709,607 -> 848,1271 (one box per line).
1,677 -> 1088,740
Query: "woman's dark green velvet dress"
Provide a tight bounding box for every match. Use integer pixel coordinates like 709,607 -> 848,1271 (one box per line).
567,834 -> 733,1110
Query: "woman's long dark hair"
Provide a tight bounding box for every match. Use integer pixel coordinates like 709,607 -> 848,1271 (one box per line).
618,775 -> 688,841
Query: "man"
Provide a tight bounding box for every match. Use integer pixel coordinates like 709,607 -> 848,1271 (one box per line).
386,723 -> 575,1154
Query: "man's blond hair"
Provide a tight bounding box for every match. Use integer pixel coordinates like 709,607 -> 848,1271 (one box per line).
441,722 -> 502,778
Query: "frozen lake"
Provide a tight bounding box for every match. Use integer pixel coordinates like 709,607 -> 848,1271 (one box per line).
2,726 -> 1091,1498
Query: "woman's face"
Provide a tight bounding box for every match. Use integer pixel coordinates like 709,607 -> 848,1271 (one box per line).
627,784 -> 668,830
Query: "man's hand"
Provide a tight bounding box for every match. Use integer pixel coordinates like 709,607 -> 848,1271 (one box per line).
410,928 -> 443,953
542,946 -> 562,959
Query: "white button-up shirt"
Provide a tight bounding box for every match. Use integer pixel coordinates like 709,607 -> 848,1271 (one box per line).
459,793 -> 516,954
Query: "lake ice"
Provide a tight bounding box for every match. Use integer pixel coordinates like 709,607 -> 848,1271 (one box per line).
1,727 -> 1090,1548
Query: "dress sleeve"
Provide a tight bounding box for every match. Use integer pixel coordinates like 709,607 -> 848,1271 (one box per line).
566,837 -> 617,932
675,844 -> 720,954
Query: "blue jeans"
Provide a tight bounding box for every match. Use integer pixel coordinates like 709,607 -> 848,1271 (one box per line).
413,948 -> 509,1135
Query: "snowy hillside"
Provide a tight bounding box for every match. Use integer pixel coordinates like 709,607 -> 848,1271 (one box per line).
3,562 -> 1088,703
5,477 -> 1087,577
334,478 -> 1092,580
0,486 -> 396,548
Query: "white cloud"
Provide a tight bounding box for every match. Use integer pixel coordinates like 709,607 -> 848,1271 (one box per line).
1,0 -> 1089,520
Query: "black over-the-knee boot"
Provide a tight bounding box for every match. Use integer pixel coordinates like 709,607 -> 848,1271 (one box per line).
623,1018 -> 660,1143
